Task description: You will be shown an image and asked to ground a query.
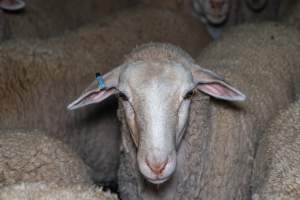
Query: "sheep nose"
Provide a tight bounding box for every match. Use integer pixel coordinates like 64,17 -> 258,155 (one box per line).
146,157 -> 168,176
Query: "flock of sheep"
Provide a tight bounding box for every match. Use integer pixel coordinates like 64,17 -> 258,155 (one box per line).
0,0 -> 299,200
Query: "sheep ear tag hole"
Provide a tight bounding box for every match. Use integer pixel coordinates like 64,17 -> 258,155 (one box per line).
96,72 -> 106,90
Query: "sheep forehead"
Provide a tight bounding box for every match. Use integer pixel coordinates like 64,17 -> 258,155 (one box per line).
119,61 -> 193,95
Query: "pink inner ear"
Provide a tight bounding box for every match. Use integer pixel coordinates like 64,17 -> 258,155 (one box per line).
85,90 -> 115,102
199,83 -> 240,98
71,89 -> 115,109
91,91 -> 106,101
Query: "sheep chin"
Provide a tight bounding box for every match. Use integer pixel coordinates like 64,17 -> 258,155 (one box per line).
146,176 -> 171,185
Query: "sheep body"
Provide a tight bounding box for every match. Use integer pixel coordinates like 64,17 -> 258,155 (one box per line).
0,129 -> 91,187
0,0 -> 138,43
252,99 -> 300,200
117,22 -> 300,200
0,182 -> 118,200
191,0 -> 281,39
0,5 -> 211,185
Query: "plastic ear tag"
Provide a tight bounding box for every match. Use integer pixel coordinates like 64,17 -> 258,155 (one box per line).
95,72 -> 106,89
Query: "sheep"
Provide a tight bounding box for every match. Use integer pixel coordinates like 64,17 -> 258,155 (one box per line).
68,21 -> 300,200
0,5 -> 211,188
191,0 -> 281,39
192,0 -> 230,25
227,0 -> 281,24
0,129 -> 91,187
0,0 -> 138,43
68,41 -> 246,184
0,182 -> 118,200
251,99 -> 300,200
191,0 -> 230,39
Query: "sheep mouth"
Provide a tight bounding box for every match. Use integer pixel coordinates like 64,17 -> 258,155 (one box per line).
206,13 -> 227,24
143,174 -> 172,185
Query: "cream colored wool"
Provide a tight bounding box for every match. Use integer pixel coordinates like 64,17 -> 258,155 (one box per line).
0,130 -> 91,187
0,5 -> 211,184
252,99 -> 300,200
0,182 -> 118,200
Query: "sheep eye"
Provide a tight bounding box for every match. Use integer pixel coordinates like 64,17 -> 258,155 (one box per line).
184,90 -> 194,100
118,92 -> 129,101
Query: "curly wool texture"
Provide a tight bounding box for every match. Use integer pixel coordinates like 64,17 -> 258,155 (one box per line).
0,182 -> 118,200
124,42 -> 195,66
252,99 -> 300,200
0,130 -> 91,187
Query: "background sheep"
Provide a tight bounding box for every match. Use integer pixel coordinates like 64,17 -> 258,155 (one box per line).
251,99 -> 300,200
0,182 -> 118,200
0,129 -> 91,187
191,0 -> 287,39
0,5 -> 211,187
0,0 -> 138,43
115,22 -> 300,200
227,0 -> 281,24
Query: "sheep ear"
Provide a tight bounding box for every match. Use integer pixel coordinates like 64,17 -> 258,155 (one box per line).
67,68 -> 121,110
192,67 -> 246,101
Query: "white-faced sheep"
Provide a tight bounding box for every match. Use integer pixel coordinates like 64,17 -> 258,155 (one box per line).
68,42 -> 246,183
0,129 -> 91,187
0,5 -> 211,187
68,21 -> 300,200
192,0 -> 230,39
191,0 -> 281,39
0,182 -> 118,200
252,99 -> 300,200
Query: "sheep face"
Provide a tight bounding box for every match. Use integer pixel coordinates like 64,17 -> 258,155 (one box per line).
67,51 -> 245,185
192,0 -> 230,25
118,61 -> 194,184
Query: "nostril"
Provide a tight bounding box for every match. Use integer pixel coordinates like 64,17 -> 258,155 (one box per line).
145,157 -> 168,176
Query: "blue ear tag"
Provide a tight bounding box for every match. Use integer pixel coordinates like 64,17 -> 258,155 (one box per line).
95,72 -> 106,89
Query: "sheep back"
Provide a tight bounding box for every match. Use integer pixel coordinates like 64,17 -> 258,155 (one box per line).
0,129 -> 91,187
0,182 -> 118,200
252,99 -> 300,200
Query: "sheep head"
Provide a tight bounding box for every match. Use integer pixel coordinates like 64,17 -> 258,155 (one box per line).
192,0 -> 230,25
67,44 -> 245,185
